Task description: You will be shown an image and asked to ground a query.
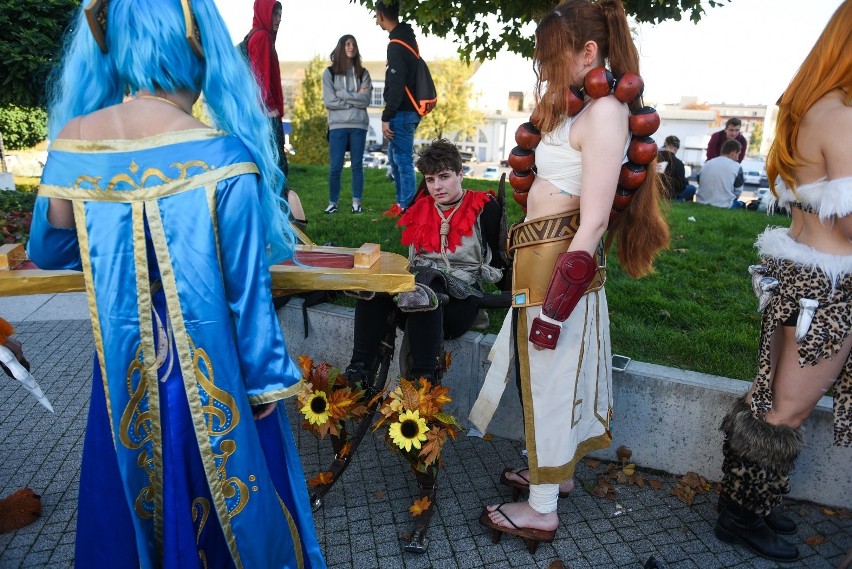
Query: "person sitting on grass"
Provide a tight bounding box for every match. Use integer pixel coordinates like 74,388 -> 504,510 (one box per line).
696,139 -> 746,209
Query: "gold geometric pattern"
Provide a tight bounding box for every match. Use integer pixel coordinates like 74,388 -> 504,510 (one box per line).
509,210 -> 581,250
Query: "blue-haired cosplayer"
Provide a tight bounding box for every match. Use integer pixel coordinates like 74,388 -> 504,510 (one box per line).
27,1 -> 325,567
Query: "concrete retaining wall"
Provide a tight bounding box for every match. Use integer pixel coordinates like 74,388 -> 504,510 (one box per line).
279,299 -> 851,509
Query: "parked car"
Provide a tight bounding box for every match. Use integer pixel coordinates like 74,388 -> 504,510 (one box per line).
482,166 -> 500,180
367,143 -> 387,154
462,164 -> 473,175
362,152 -> 388,169
458,151 -> 477,163
741,159 -> 768,186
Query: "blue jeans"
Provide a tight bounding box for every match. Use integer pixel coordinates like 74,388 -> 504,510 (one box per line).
676,184 -> 697,202
387,111 -> 420,208
328,128 -> 367,204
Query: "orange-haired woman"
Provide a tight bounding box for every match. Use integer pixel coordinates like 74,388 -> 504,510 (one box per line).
477,0 -> 668,551
715,1 -> 852,562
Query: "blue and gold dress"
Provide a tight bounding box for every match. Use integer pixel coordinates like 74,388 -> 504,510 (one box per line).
27,129 -> 325,569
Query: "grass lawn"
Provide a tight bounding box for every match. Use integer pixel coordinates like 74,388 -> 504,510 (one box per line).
12,165 -> 790,381
288,163 -> 790,381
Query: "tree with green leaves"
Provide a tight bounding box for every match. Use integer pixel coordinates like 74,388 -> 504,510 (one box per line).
0,0 -> 78,108
357,0 -> 730,61
748,121 -> 764,156
290,56 -> 330,165
417,59 -> 484,142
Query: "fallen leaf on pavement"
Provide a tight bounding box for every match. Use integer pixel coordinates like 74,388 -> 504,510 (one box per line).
409,496 -> 432,517
307,471 -> 334,487
616,446 -> 632,464
649,480 -> 663,490
586,459 -> 601,469
805,534 -> 827,547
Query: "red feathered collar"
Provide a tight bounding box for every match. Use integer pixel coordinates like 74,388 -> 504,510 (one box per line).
399,190 -> 494,253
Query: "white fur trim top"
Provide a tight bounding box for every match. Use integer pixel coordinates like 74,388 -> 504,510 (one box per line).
756,227 -> 852,288
768,176 -> 852,221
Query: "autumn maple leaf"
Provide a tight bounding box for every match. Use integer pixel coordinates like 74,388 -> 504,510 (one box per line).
297,355 -> 313,379
308,471 -> 334,487
399,379 -> 421,412
312,362 -> 335,393
419,428 -> 448,467
338,442 -> 352,459
418,381 -> 452,416
409,496 -> 432,517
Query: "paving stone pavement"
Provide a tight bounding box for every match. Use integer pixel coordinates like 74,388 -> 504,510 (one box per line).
0,319 -> 850,569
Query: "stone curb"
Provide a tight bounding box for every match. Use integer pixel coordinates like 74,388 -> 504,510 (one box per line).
278,299 -> 852,509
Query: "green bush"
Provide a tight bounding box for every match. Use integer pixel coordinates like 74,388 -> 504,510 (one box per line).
0,190 -> 35,245
0,190 -> 36,213
0,105 -> 48,150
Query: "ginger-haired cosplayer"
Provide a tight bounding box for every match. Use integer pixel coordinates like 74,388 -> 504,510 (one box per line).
26,0 -> 324,566
715,0 -> 852,563
474,0 -> 668,554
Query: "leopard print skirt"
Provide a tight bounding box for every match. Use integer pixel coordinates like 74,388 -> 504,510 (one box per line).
750,229 -> 852,447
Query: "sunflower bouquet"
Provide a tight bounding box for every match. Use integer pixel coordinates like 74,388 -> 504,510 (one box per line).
296,355 -> 368,439
372,377 -> 462,475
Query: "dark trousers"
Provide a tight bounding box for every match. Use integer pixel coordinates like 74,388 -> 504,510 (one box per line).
351,288 -> 479,380
270,117 -> 289,181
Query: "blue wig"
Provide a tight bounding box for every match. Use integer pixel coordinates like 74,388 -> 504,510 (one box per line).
48,0 -> 295,263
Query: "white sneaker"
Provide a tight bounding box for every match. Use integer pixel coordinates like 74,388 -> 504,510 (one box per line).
352,203 -> 363,213
324,204 -> 338,214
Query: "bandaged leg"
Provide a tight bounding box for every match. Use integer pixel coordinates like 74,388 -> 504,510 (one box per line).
528,483 -> 559,515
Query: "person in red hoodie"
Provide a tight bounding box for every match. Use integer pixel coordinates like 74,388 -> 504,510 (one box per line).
247,0 -> 288,179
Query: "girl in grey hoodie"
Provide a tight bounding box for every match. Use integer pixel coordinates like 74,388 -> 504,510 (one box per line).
323,35 -> 373,213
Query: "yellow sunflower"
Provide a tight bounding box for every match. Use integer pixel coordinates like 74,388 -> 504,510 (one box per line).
389,409 -> 429,452
301,391 -> 330,425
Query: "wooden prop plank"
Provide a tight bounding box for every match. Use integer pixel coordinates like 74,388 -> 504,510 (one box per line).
0,244 -> 413,296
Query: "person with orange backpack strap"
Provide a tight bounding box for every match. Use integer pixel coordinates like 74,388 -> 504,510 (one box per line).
374,1 -> 422,217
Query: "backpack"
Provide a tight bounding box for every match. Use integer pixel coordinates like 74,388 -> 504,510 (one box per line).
389,38 -> 437,117
237,29 -> 259,60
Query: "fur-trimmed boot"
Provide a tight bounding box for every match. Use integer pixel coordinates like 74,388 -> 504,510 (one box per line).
715,396 -> 802,562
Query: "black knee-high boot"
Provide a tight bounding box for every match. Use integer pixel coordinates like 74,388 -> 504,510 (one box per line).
716,396 -> 802,562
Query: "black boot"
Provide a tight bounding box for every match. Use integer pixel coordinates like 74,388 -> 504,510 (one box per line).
764,507 -> 797,535
718,495 -> 797,535
715,500 -> 799,562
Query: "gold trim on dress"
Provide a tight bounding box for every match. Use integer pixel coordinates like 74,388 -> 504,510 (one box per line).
49,129 -> 223,152
510,211 -> 606,308
72,200 -> 117,448
280,497 -> 305,569
247,381 -> 304,405
145,199 -> 246,569
132,201 -> 165,552
39,163 -> 259,203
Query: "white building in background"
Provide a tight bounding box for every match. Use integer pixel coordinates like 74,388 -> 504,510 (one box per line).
280,57 -> 777,167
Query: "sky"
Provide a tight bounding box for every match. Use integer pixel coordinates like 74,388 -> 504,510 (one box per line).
214,0 -> 844,106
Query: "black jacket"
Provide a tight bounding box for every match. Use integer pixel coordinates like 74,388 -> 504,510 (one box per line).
382,23 -> 419,122
657,150 -> 687,198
